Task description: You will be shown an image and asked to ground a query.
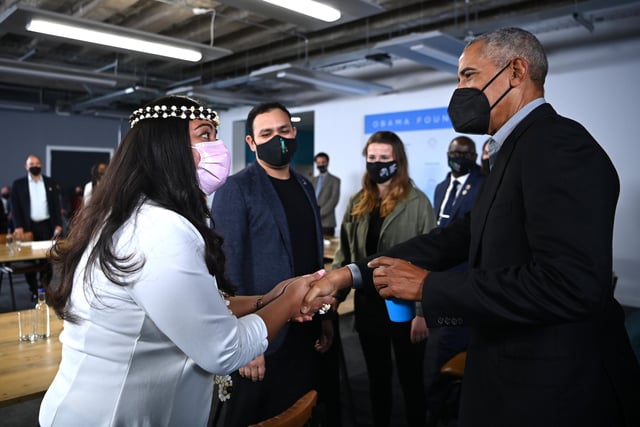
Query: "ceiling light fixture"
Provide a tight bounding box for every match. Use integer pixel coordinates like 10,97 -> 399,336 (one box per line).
251,64 -> 390,95
260,0 -> 341,22
27,18 -> 203,62
0,5 -> 232,63
375,31 -> 465,74
0,58 -> 130,87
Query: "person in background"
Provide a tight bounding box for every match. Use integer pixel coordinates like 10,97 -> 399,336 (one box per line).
426,135 -> 484,422
312,152 -> 341,237
83,162 -> 108,206
303,27 -> 640,426
210,102 -> 333,426
10,154 -> 63,300
1,185 -> 11,231
480,139 -> 491,175
68,186 -> 84,220
39,95 -> 330,427
0,196 -> 7,233
332,131 -> 435,427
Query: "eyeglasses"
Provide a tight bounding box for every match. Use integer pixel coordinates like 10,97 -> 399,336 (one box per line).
448,150 -> 476,158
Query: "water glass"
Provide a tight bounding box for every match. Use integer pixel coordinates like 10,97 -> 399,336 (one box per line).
18,310 -> 37,343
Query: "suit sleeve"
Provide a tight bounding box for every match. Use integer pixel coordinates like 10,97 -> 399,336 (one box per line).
210,179 -> 249,292
48,178 -> 63,228
10,181 -> 27,229
354,209 -> 471,289
320,176 -> 340,218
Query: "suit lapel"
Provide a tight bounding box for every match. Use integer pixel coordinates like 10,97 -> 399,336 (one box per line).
253,164 -> 294,266
469,104 -> 555,264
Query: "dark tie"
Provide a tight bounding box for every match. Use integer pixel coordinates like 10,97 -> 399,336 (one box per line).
438,180 -> 459,227
315,174 -> 324,197
486,138 -> 497,169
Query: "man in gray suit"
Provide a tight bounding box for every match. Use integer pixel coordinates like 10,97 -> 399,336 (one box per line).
311,152 -> 340,237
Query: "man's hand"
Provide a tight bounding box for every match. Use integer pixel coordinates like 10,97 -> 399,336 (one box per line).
314,318 -> 334,353
410,315 -> 429,343
13,227 -> 24,241
368,256 -> 428,301
301,266 -> 353,314
239,354 -> 266,382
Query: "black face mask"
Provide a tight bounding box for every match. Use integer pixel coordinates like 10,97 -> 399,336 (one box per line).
29,166 -> 42,176
447,62 -> 512,134
317,165 -> 328,174
367,161 -> 398,184
255,135 -> 297,167
1,193 -> 9,200
448,157 -> 475,176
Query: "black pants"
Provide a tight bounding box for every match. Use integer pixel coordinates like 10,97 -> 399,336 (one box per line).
25,219 -> 54,294
217,322 -> 321,426
358,321 -> 427,427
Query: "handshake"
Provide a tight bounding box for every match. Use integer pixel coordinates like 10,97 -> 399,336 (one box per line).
284,256 -> 427,319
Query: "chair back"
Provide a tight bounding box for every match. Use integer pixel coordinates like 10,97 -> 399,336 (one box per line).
248,390 -> 318,427
440,351 -> 466,378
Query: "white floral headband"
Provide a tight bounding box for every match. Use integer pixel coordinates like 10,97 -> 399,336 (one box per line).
129,104 -> 220,128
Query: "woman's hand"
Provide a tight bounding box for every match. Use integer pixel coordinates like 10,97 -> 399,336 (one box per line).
239,354 -> 266,382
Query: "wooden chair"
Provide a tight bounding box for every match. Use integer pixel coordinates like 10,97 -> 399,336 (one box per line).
248,390 -> 318,427
0,232 -> 50,310
430,351 -> 467,426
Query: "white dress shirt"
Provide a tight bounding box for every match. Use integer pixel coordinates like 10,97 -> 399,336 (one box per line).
437,173 -> 470,219
39,200 -> 268,427
28,174 -> 49,221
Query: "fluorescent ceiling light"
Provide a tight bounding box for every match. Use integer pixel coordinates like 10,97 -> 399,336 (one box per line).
261,0 -> 341,22
0,58 -> 136,87
167,86 -> 269,107
27,18 -> 202,62
0,5 -> 231,63
291,116 -> 302,123
251,64 -> 390,95
375,31 -> 465,74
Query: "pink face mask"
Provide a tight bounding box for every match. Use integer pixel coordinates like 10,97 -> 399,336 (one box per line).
192,140 -> 231,195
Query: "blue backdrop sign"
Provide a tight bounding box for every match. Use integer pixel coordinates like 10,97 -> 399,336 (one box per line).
364,107 -> 452,133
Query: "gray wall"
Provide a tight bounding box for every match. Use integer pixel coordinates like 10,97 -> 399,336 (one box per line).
0,112 -> 125,188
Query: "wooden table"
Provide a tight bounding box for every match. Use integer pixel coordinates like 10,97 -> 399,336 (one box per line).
0,241 -> 53,263
0,310 -> 63,406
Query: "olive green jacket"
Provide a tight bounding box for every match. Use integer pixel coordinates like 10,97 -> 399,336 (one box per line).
332,185 -> 436,315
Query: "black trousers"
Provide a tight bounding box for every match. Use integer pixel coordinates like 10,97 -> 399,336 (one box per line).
24,219 -> 54,293
358,321 -> 427,427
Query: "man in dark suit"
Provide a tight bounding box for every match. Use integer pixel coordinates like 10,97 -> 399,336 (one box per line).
11,154 -> 63,298
304,27 -> 640,426
210,102 -> 333,426
311,152 -> 340,237
427,135 -> 484,421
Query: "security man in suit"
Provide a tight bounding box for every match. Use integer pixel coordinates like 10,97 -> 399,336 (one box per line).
11,154 -> 63,299
311,152 -> 341,237
303,27 -> 640,426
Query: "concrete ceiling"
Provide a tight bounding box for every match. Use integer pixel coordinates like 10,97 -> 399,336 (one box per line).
0,0 -> 639,116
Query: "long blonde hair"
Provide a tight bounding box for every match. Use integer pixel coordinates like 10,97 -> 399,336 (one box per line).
351,131 -> 411,218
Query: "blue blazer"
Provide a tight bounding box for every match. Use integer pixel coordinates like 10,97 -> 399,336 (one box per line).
10,175 -> 63,232
211,162 -> 323,351
211,162 -> 323,294
433,166 -> 485,230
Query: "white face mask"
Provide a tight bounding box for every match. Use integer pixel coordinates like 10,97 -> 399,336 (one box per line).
191,140 -> 231,195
